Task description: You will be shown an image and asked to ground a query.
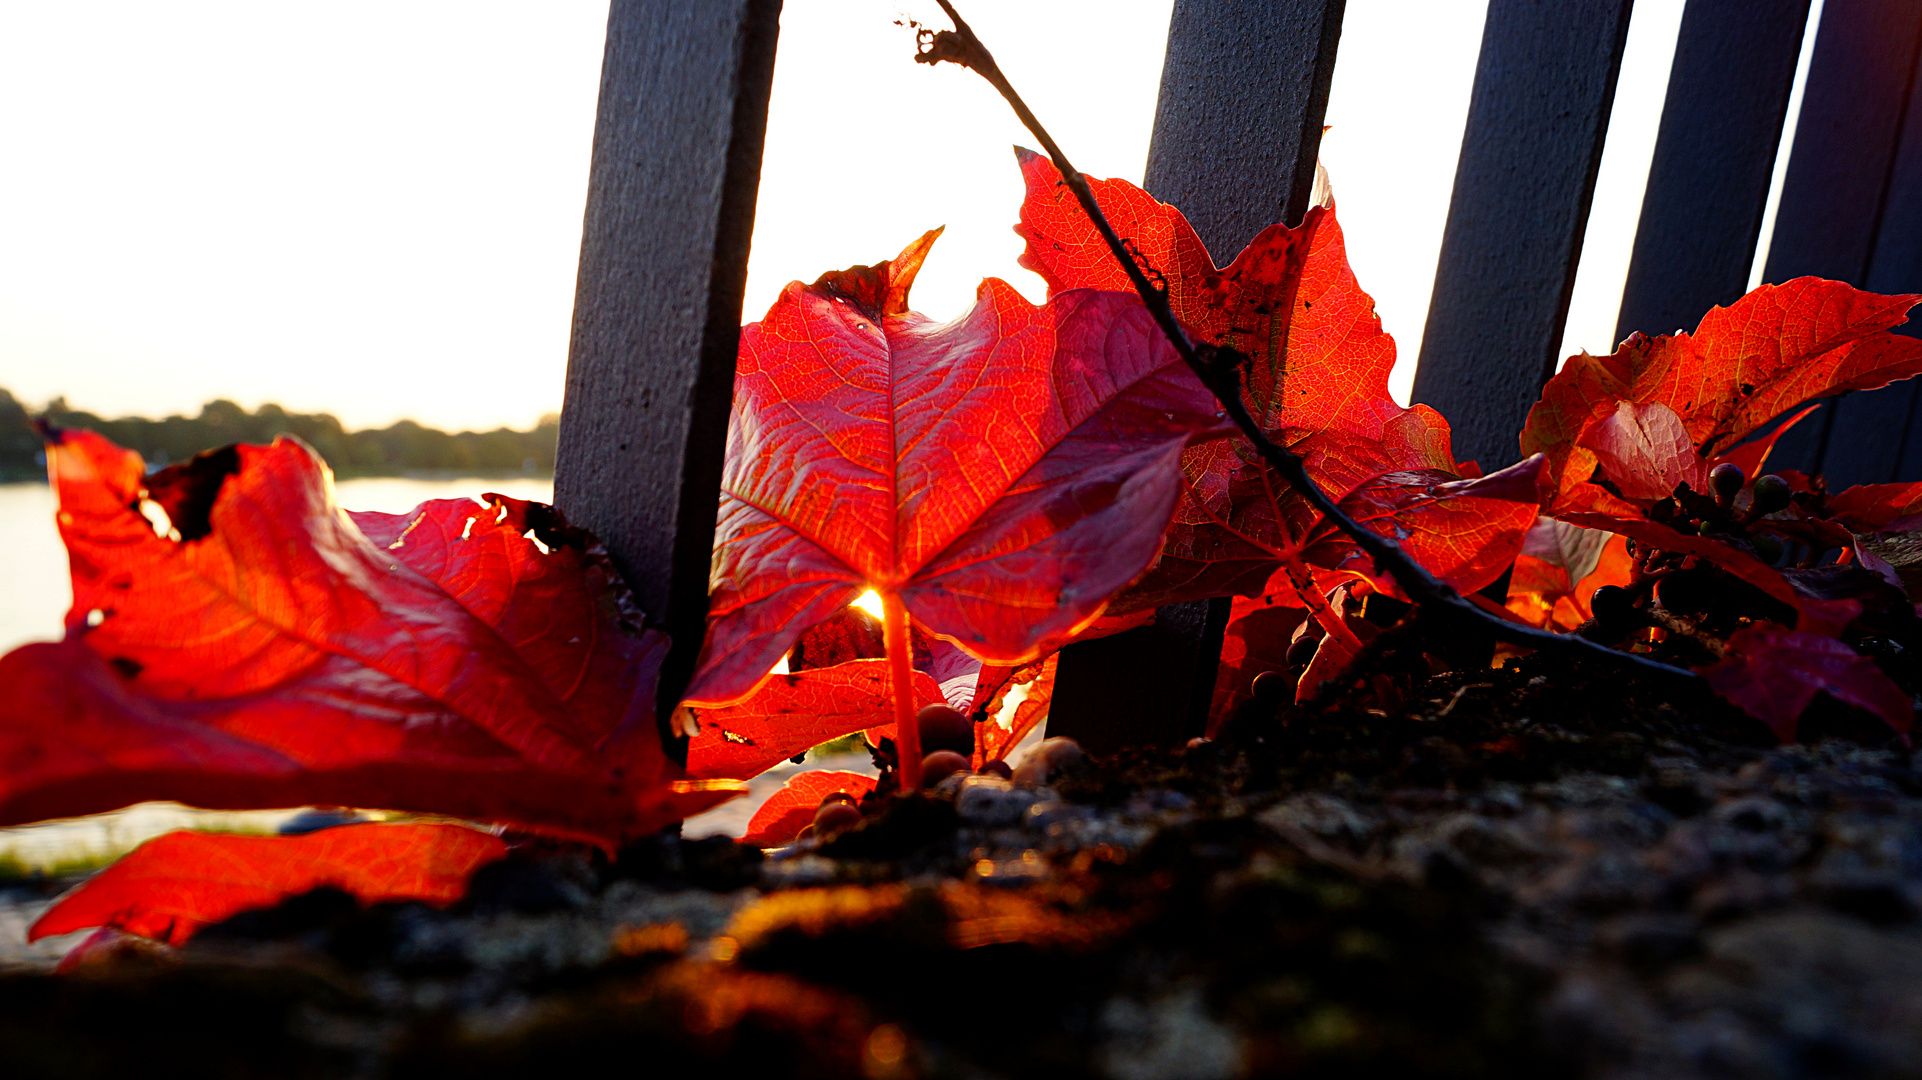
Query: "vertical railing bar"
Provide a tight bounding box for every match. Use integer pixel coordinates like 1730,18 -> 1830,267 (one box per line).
1047,0 -> 1346,756
1409,0 -> 1635,471
552,0 -> 783,725
1760,0 -> 1922,485
1614,0 -> 1812,344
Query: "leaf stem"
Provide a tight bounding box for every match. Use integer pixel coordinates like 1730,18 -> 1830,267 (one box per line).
914,1 -> 1695,688
881,590 -> 924,790
1286,556 -> 1365,655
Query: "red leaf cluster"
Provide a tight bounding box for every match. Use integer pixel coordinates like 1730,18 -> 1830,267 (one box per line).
1012,150 -> 1543,616
1523,279 -> 1922,514
1512,281 -> 1922,737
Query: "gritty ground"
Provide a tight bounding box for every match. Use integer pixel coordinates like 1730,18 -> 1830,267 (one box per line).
0,651 -> 1917,1079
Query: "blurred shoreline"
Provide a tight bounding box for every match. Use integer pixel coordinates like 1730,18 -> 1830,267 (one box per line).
0,387 -> 559,483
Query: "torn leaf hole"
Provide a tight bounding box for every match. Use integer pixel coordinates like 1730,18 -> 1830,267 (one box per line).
141,445 -> 240,542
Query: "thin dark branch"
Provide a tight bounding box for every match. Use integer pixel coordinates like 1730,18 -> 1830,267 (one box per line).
915,0 -> 1695,686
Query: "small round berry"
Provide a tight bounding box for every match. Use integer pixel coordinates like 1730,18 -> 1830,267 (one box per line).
1011,736 -> 1086,786
819,791 -> 859,808
1709,462 -> 1745,501
915,704 -> 974,756
1750,533 -> 1785,565
1285,636 -> 1320,667
920,749 -> 971,786
795,824 -> 815,842
1250,670 -> 1292,704
812,800 -> 862,834
1751,474 -> 1792,514
1589,585 -> 1637,628
1655,568 -> 1711,615
979,759 -> 1013,779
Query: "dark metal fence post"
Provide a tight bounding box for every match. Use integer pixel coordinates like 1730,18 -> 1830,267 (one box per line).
1615,0 -> 1813,344
1047,0 -> 1345,756
1410,0 -> 1635,471
1761,1 -> 1922,485
553,0 -> 782,720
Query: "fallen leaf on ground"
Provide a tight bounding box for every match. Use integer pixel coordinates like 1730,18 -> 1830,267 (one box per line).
1701,623 -> 1913,741
685,660 -> 942,781
740,771 -> 878,848
29,824 -> 507,947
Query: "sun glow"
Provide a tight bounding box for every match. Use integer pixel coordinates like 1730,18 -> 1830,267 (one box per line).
851,590 -> 885,620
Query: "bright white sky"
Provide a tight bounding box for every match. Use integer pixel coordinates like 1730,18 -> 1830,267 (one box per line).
0,0 -> 1758,433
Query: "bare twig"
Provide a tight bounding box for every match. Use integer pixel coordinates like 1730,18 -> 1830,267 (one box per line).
914,1 -> 1695,687
1645,605 -> 1729,658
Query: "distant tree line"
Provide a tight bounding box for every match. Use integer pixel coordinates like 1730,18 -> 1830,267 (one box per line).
0,388 -> 558,483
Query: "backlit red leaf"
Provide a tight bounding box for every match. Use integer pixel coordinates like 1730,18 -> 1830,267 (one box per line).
1504,521 -> 1631,631
1523,279 -> 1922,511
1015,154 -> 1540,610
740,771 -> 877,848
687,229 -> 1232,706
28,824 -> 506,947
1016,147 -> 1399,438
684,660 -> 943,781
975,653 -> 1057,767
1827,483 -> 1922,533
0,430 -> 741,842
1576,400 -> 1711,502
1701,623 -> 1913,741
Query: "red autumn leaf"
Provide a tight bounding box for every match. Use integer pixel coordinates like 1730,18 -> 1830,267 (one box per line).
1827,482 -> 1922,533
1522,278 -> 1922,512
1701,623 -> 1913,741
1505,520 -> 1632,631
739,771 -> 877,848
29,824 -> 507,947
1016,148 -> 1398,439
685,227 -> 1231,706
1014,151 -> 1540,610
0,430 -> 741,842
1306,453 -> 1547,603
1715,404 -> 1821,482
975,653 -> 1058,767
787,607 -> 889,672
1576,400 -> 1711,502
684,660 -> 943,781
